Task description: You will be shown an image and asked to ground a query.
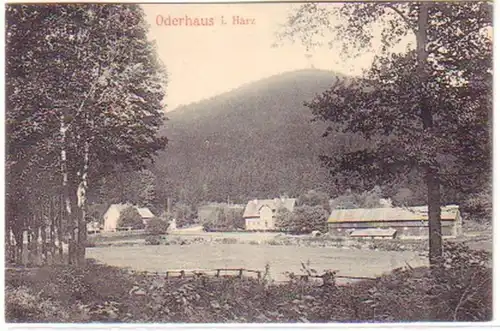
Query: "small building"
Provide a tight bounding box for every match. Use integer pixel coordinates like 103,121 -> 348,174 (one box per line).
103,204 -> 155,232
137,207 -> 155,224
243,198 -> 296,231
327,205 -> 462,238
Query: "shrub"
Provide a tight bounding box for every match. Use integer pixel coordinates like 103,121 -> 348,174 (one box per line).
146,217 -> 169,235
5,243 -> 492,323
203,207 -> 245,232
277,205 -> 328,234
218,238 -> 237,244
118,207 -> 144,229
145,236 -> 161,245
364,242 -> 492,321
431,242 -> 492,321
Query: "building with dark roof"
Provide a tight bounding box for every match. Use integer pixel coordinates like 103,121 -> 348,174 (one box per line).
327,205 -> 462,238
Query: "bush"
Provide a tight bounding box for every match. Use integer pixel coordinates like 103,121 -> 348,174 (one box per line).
146,217 -> 169,235
118,207 -> 144,230
5,243 -> 492,323
277,205 -> 328,235
218,238 -> 237,244
364,242 -> 492,321
145,236 -> 161,245
431,242 -> 492,321
203,207 -> 245,232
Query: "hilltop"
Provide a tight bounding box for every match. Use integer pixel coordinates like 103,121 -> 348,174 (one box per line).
152,69 -> 348,205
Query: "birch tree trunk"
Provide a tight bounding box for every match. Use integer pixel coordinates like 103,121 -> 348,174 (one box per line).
76,110 -> 92,265
60,113 -> 75,265
416,3 -> 442,266
41,214 -> 47,264
27,227 -> 32,265
57,195 -> 63,261
49,197 -> 56,264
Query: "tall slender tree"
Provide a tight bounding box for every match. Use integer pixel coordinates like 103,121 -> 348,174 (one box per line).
6,4 -> 168,265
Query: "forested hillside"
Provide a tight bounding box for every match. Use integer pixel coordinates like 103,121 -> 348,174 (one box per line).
152,69 -> 343,205
149,69 -> 434,208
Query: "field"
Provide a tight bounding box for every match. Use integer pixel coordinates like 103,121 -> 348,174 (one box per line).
86,243 -> 428,283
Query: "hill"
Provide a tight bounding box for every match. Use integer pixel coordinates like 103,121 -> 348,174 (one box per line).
151,69 -> 348,205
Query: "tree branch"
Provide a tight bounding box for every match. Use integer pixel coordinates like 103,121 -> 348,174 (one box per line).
387,4 -> 417,34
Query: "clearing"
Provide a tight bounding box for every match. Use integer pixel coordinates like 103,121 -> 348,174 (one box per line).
86,244 -> 427,283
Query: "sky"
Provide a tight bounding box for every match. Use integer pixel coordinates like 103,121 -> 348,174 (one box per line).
141,3 -> 391,111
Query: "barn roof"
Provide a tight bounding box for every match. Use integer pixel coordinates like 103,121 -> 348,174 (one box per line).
243,198 -> 296,218
328,205 -> 460,223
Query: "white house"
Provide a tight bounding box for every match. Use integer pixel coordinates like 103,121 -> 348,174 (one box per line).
103,204 -> 155,232
243,198 -> 296,231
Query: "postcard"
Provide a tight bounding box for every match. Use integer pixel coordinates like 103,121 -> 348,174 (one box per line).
4,1 -> 493,325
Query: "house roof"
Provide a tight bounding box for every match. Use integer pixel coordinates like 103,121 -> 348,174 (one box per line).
107,203 -> 129,213
136,207 -> 155,218
243,198 -> 296,218
105,204 -> 154,218
328,205 -> 460,223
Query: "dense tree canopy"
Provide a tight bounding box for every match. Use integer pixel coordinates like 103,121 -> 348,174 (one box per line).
6,4 -> 167,265
277,2 -> 492,264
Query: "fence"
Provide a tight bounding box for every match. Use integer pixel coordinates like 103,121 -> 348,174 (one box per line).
129,268 -> 377,286
130,268 -> 263,280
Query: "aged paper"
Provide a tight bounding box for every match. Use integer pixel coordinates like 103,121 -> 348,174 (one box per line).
4,1 -> 493,325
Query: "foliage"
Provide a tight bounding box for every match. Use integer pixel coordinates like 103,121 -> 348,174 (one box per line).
277,205 -> 328,235
203,207 -> 245,232
297,189 -> 331,211
461,183 -> 492,222
277,2 -> 492,265
117,207 -> 144,229
97,169 -> 157,207
365,242 -> 491,321
5,247 -> 491,322
171,203 -> 197,229
330,186 -> 385,209
145,235 -> 161,245
274,207 -> 294,231
6,3 -> 168,264
431,242 -> 492,321
151,69 -> 340,207
145,217 -> 169,235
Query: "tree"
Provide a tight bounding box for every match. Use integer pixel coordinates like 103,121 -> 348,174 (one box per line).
203,207 -> 245,232
97,168 -> 157,207
297,189 -> 331,211
277,2 -> 492,266
172,203 -> 196,228
145,217 -> 169,235
277,205 -> 328,235
275,207 -> 294,231
6,4 -> 168,265
330,186 -> 385,209
117,207 -> 144,229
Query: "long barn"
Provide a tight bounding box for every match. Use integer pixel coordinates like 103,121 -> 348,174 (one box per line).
327,205 -> 462,239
